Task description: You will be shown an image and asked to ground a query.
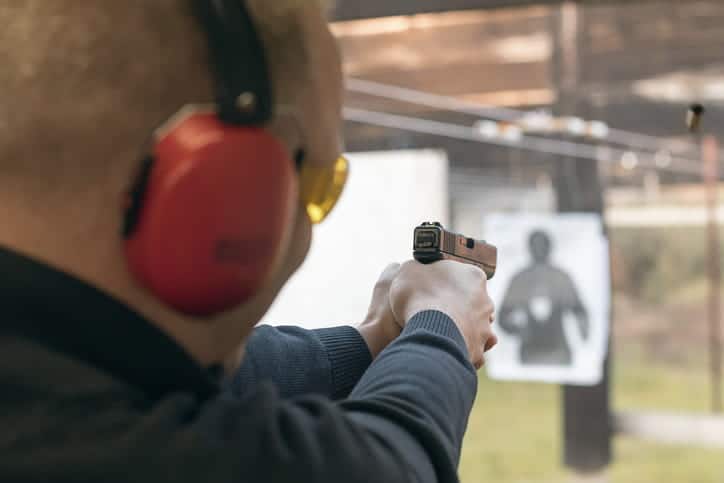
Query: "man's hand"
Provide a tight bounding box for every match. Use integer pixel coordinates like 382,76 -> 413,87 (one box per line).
389,260 -> 497,370
356,263 -> 403,359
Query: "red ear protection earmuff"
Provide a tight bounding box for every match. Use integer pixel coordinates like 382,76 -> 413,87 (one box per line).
123,0 -> 295,316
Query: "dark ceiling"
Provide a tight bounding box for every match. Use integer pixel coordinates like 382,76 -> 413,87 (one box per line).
337,0 -> 724,177
332,0 -> 652,21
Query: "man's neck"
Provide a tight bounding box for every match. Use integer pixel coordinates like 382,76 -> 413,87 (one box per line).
0,200 -> 225,367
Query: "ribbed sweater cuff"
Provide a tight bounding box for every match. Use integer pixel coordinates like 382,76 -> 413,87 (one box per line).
314,326 -> 372,399
403,310 -> 467,352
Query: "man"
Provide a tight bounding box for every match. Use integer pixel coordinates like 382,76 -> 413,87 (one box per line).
499,230 -> 589,366
0,1 -> 496,482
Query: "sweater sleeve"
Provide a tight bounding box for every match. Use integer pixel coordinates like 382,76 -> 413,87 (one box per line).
30,311 -> 478,483
226,325 -> 372,400
343,310 -> 478,479
188,311 -> 474,483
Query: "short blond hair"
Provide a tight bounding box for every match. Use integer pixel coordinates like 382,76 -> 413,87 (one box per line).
247,0 -> 331,104
0,0 -> 331,197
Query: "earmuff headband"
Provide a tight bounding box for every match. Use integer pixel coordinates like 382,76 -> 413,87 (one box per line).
123,1 -> 294,316
191,0 -> 273,125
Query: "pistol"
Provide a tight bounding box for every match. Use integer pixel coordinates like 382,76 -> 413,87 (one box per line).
413,222 -> 497,279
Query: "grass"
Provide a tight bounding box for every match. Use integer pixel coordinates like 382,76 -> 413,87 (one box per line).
459,350 -> 724,483
457,225 -> 724,481
460,376 -> 566,483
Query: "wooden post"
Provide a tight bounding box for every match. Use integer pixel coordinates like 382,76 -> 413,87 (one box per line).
552,1 -> 613,475
703,135 -> 723,414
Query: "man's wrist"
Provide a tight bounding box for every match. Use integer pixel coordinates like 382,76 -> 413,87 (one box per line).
356,317 -> 401,359
401,304 -> 461,330
314,326 -> 373,399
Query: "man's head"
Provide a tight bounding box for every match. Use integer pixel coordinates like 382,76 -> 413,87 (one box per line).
528,230 -> 552,264
0,0 -> 344,367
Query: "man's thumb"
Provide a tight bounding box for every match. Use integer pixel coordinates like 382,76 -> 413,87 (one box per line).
379,263 -> 401,283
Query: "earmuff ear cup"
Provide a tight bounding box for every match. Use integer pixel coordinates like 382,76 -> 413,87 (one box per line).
124,112 -> 296,316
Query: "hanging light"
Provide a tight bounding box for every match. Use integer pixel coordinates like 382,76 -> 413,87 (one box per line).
566,117 -> 587,136
588,121 -> 610,139
655,150 -> 672,168
475,120 -> 500,139
501,125 -> 523,143
621,151 -> 639,170
520,111 -> 554,133
686,103 -> 705,133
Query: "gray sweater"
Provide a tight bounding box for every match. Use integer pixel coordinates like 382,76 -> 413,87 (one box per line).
0,247 -> 478,483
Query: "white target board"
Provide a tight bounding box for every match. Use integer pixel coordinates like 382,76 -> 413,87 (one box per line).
483,213 -> 610,386
261,150 -> 449,329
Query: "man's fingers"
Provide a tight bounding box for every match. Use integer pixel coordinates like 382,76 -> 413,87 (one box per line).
379,263 -> 402,283
373,263 -> 402,297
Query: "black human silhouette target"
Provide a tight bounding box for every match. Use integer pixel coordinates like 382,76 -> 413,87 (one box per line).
484,214 -> 610,386
499,230 -> 590,366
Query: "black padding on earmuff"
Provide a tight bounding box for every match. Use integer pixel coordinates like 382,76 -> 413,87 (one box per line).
294,149 -> 306,172
191,0 -> 273,126
123,155 -> 155,239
